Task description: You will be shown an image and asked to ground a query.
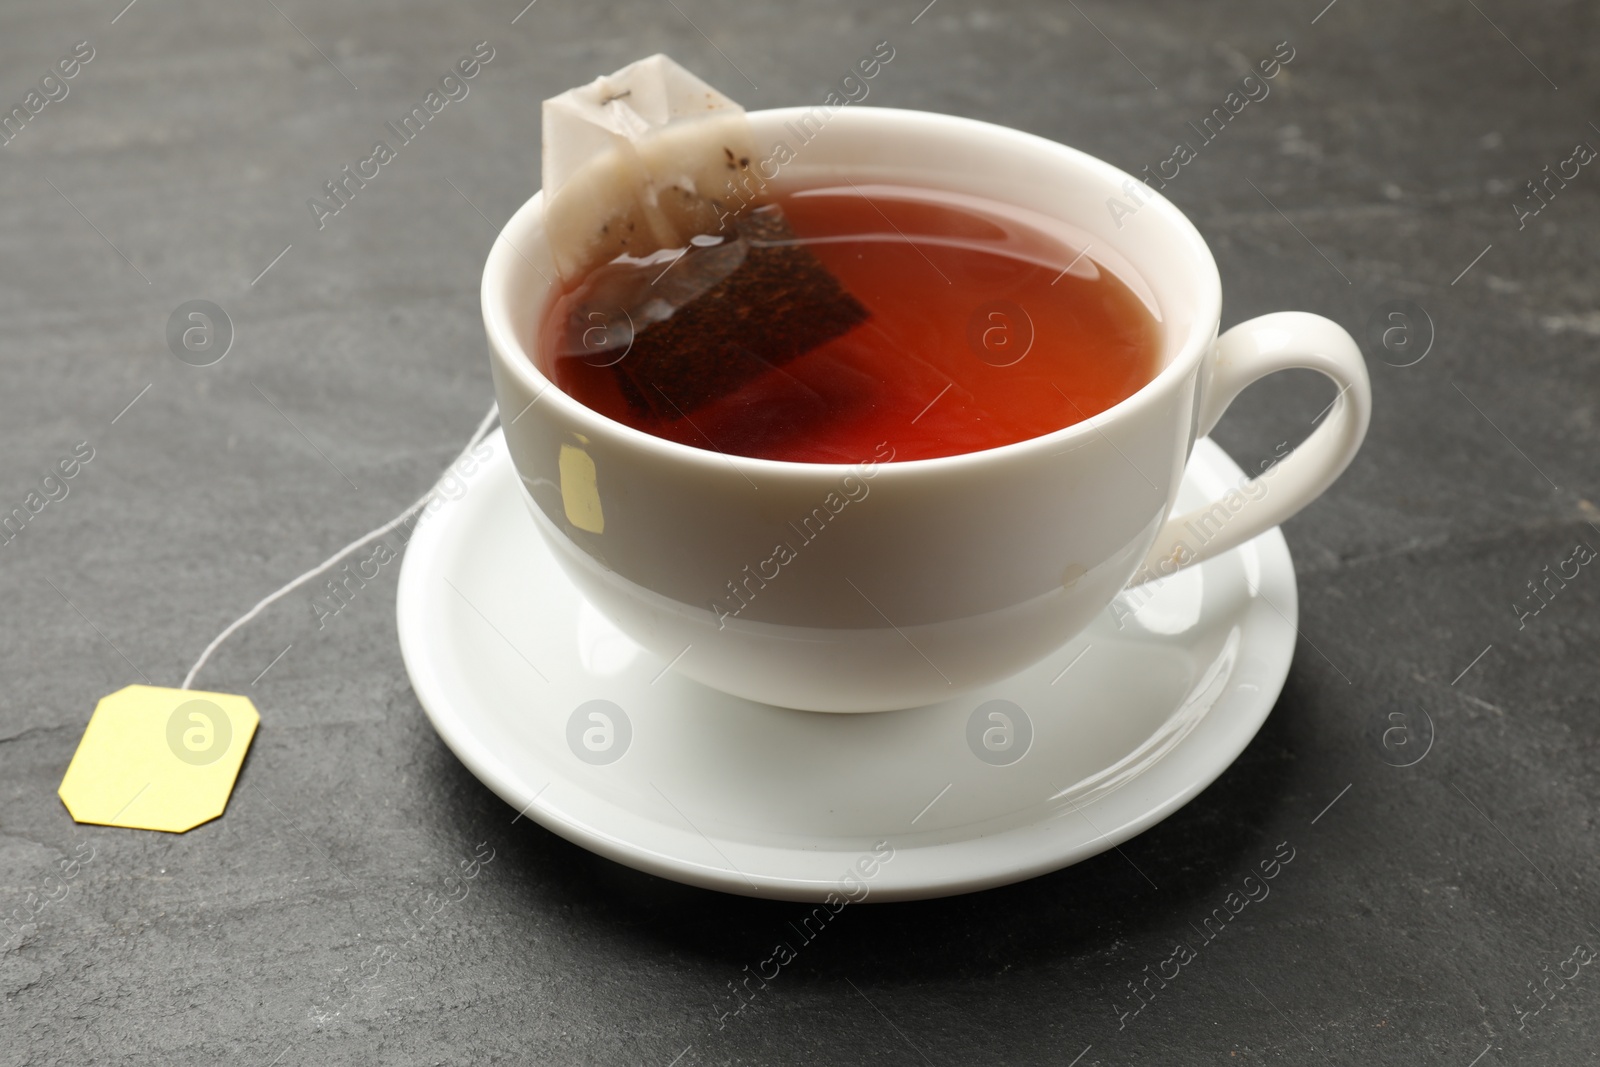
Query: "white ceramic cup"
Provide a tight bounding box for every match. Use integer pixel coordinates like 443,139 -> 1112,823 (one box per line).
482,106 -> 1371,713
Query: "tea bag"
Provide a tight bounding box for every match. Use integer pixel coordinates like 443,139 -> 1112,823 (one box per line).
542,55 -> 869,418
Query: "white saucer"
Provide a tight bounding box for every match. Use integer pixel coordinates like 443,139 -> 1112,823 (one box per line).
396,431 -> 1297,902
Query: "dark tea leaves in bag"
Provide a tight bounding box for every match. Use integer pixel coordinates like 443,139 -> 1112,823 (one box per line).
556,204 -> 871,419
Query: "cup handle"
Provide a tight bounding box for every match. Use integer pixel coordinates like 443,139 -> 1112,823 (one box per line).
1131,311 -> 1372,584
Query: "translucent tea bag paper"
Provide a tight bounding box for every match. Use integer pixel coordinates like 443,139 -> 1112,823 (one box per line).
541,54 -> 760,282
540,55 -> 870,422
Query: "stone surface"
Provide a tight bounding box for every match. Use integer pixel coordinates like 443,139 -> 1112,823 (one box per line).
2,0 -> 1597,1063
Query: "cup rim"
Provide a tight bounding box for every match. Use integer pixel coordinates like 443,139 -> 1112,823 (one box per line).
482,105 -> 1223,476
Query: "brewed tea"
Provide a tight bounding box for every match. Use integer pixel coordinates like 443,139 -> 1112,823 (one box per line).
539,183 -> 1163,463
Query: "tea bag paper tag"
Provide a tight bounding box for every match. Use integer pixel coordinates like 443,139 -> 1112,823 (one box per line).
541,54 -> 759,281
58,685 -> 259,834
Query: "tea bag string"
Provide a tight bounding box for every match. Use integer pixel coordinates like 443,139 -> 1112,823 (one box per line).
180,402 -> 501,690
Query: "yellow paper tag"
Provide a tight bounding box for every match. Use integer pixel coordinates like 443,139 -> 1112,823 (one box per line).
58,685 -> 259,833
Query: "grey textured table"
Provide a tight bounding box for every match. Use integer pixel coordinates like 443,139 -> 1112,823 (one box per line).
3,1 -> 1598,1063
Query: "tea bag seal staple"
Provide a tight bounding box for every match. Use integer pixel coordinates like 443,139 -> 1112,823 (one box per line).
542,54 -> 762,282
